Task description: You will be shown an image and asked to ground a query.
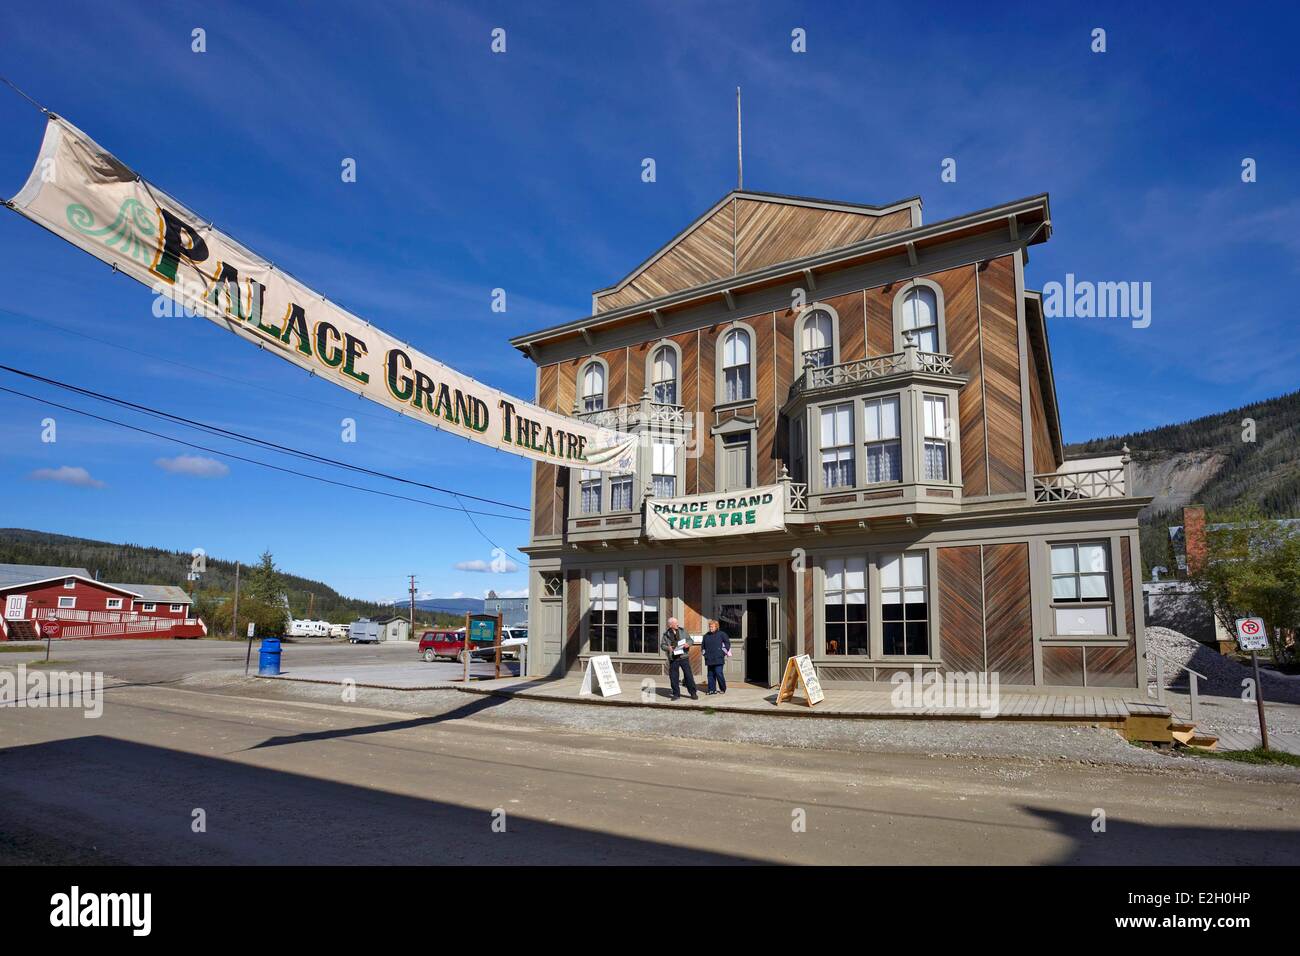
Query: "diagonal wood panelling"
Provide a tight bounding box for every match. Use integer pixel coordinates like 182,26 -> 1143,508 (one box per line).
595,202 -> 736,312
983,542 -> 1034,684
939,546 -> 985,673
803,561 -> 815,656
1121,537 -> 1135,638
938,265 -> 987,496
755,313 -> 776,484
564,571 -> 582,671
628,341 -> 648,402
698,326 -> 717,493
533,364 -> 559,536
1085,643 -> 1138,688
775,307 -> 796,467
827,290 -> 866,364
1043,645 -> 1083,686
1025,336 -> 1056,474
601,346 -> 627,408
683,565 -> 702,635
735,200 -> 912,275
677,329 -> 699,494
977,256 -> 1025,495
865,285 -> 894,356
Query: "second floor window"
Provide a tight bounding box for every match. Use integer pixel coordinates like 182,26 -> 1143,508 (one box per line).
722,329 -> 752,402
864,396 -> 902,483
900,286 -> 939,352
580,469 -> 601,514
581,362 -> 605,412
819,403 -> 855,490
610,473 -> 633,511
652,442 -> 677,498
800,309 -> 834,369
922,394 -> 950,481
651,345 -> 678,405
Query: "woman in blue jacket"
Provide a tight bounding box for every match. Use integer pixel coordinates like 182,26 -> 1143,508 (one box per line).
701,619 -> 731,695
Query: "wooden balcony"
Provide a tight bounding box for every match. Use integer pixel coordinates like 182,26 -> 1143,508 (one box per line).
573,400 -> 693,432
790,347 -> 955,400
1033,466 -> 1128,502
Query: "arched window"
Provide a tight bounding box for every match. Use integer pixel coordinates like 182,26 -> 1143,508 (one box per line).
721,328 -> 752,402
899,286 -> 939,352
580,361 -> 606,412
650,344 -> 678,405
799,309 -> 835,369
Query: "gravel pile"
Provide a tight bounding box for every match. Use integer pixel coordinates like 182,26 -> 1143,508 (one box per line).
1145,625 -> 1300,704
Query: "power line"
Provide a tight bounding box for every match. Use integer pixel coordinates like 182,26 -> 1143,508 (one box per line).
0,383 -> 526,522
0,364 -> 529,513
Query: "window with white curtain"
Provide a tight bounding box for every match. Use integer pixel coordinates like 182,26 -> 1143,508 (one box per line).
800,309 -> 834,369
651,345 -> 678,405
588,570 -> 618,653
819,403 -> 855,490
1050,542 -> 1112,635
627,567 -> 661,653
881,552 -> 929,655
580,468 -> 601,514
900,286 -> 939,352
722,329 -> 752,402
652,441 -> 677,498
864,396 -> 902,483
824,556 -> 868,655
581,362 -> 605,412
610,473 -> 633,511
922,394 -> 950,481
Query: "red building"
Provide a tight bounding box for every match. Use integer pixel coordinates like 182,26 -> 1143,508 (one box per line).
0,564 -> 206,640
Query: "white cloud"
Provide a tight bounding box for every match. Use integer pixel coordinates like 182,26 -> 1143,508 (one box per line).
28,465 -> 105,488
155,455 -> 230,478
449,591 -> 465,600
454,554 -> 520,573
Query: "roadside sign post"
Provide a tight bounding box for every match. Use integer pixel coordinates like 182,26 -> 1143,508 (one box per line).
1235,617 -> 1271,751
244,621 -> 256,676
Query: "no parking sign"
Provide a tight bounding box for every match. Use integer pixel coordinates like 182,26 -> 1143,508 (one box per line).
1235,617 -> 1269,651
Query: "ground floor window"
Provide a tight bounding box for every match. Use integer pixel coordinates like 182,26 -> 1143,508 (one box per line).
881,552 -> 929,655
715,564 -> 779,595
1050,541 -> 1112,635
824,556 -> 868,655
588,570 -> 617,652
627,568 -> 661,653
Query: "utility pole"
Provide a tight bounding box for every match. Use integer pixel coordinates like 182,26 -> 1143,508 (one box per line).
408,574 -> 417,637
231,561 -> 241,639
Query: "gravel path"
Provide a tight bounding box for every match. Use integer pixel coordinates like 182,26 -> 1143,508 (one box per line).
1146,625 -> 1300,704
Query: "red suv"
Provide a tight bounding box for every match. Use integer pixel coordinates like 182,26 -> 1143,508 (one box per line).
418,629 -> 471,663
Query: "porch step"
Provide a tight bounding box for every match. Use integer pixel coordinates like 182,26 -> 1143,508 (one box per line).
1171,721 -> 1219,750
4,619 -> 38,641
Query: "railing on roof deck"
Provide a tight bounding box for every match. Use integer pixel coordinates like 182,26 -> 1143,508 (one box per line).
573,400 -> 693,431
790,345 -> 955,399
1033,466 -> 1128,502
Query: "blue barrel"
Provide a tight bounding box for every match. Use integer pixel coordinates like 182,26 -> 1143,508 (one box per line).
258,637 -> 282,676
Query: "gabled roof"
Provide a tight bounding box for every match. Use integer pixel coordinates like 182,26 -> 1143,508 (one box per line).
0,563 -> 90,588
591,189 -> 921,314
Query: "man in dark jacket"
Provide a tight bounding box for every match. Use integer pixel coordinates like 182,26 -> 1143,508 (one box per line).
701,619 -> 731,695
660,617 -> 698,700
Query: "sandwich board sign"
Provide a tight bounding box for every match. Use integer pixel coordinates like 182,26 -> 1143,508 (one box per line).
579,654 -> 622,698
777,654 -> 825,707
1235,617 -> 1269,652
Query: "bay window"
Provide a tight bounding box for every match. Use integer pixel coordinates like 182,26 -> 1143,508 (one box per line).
864,396 -> 901,483
1050,542 -> 1112,635
579,469 -> 601,514
819,403 -> 855,489
922,394 -> 950,481
610,473 -> 634,511
881,552 -> 929,655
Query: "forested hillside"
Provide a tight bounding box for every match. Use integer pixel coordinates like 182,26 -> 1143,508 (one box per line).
1067,389 -> 1300,572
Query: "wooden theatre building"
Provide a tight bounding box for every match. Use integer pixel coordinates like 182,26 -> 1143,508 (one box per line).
511,189 -> 1149,690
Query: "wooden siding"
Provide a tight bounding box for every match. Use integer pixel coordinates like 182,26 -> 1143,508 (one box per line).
593,198 -> 912,314
938,545 -> 984,673
1043,645 -> 1084,686
802,561 -> 815,656
755,312 -> 776,484
697,326 -> 717,493
983,542 -> 1034,684
1025,335 -> 1057,474
1085,644 -> 1138,689
1121,537 -> 1135,638
940,266 -> 987,496
864,285 -> 894,356
564,571 -> 582,671
827,290 -> 866,365
683,565 -> 703,635
977,257 -> 1026,495
533,364 -> 560,538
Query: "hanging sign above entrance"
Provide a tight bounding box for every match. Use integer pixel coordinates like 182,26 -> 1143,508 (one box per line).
7,116 -> 637,473
646,484 -> 785,540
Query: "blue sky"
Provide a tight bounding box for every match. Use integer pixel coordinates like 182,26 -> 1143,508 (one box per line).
1,1 -> 1296,602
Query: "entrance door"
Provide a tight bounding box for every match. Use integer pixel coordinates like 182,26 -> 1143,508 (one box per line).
539,600 -> 563,676
718,602 -> 744,681
4,595 -> 26,620
765,597 -> 782,688
744,597 -> 769,685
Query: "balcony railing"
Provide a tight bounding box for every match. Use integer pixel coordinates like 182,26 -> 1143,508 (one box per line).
1033,466 -> 1128,502
790,347 -> 955,399
574,401 -> 693,431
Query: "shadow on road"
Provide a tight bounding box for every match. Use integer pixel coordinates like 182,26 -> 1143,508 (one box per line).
247,692 -> 514,750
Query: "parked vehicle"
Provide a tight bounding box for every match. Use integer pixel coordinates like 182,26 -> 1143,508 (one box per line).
418,626 -> 527,663
328,623 -> 350,639
288,619 -> 331,638
348,620 -> 381,644
500,626 -> 528,660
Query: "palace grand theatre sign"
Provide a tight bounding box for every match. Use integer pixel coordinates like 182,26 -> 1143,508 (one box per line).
646,485 -> 785,540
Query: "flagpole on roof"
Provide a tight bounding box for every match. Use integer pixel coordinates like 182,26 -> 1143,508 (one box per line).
736,86 -> 743,190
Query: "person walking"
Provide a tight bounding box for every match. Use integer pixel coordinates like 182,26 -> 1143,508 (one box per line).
660,616 -> 698,700
701,619 -> 731,695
